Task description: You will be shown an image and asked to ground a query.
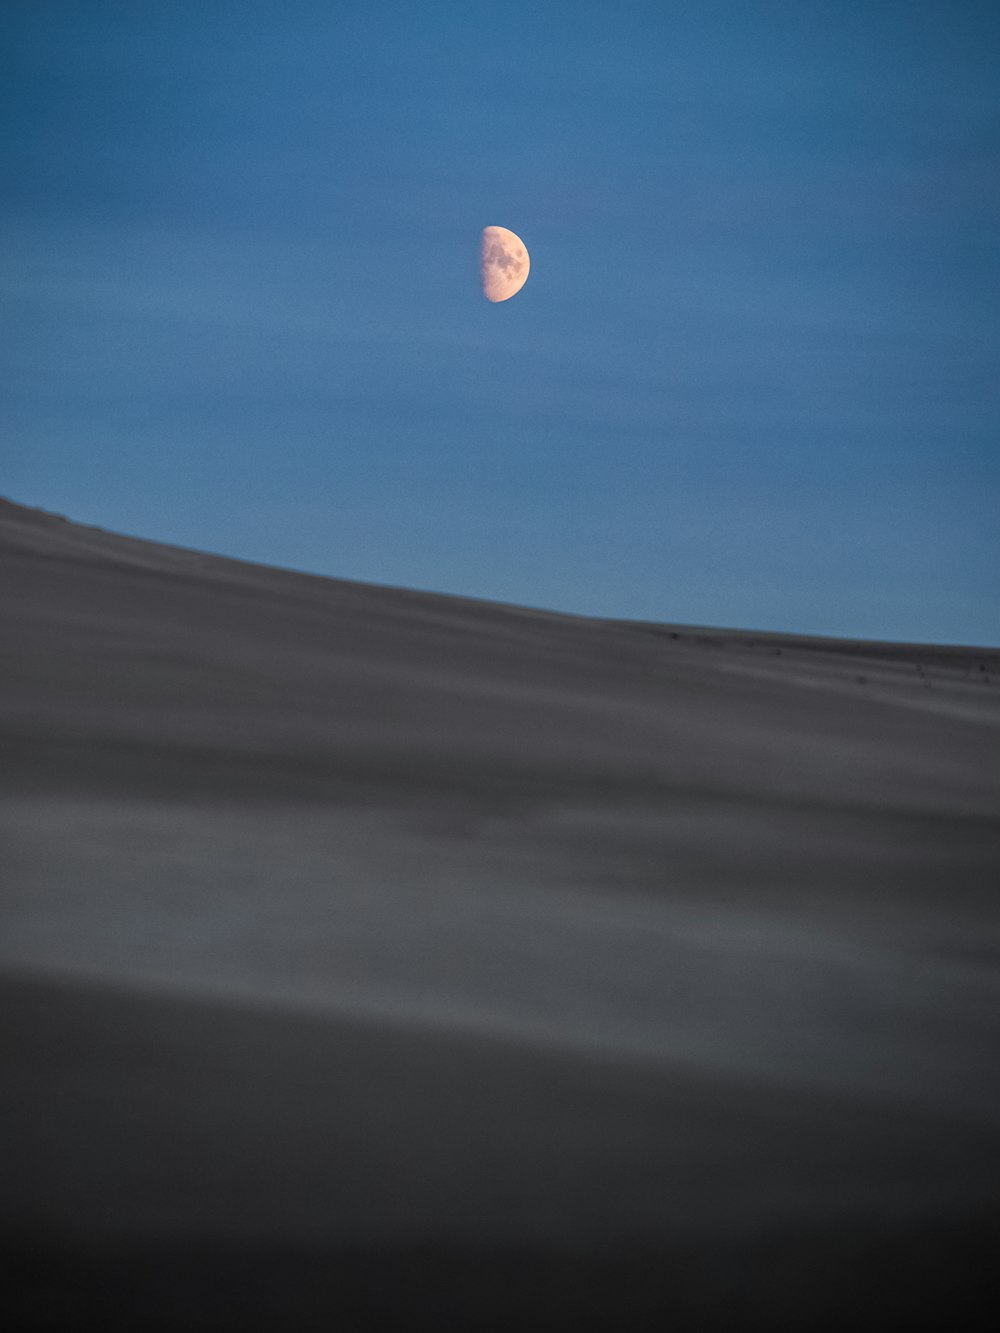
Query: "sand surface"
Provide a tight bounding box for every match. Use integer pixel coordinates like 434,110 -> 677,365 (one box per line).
2,496 -> 999,1327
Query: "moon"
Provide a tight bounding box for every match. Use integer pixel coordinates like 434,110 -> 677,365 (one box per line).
480,226 -> 530,302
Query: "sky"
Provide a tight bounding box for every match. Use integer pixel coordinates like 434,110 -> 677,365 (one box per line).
2,0 -> 998,644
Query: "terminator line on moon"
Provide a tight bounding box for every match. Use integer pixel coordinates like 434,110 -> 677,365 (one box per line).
480,225 -> 530,302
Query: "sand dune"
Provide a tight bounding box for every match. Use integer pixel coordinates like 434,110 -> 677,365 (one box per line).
2,496 -> 999,1328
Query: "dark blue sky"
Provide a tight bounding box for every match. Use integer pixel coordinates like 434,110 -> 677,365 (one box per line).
3,1 -> 998,643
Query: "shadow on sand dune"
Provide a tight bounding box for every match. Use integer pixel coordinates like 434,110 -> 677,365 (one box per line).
2,498 -> 999,1328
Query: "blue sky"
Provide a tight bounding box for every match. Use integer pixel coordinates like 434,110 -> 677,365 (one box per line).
3,0 -> 998,643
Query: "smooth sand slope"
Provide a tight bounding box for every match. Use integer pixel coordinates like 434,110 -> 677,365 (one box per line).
2,496 -> 999,1328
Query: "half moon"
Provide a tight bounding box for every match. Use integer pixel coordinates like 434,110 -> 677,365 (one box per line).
480,226 -> 530,302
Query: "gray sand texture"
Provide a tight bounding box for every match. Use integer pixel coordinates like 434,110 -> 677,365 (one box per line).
2,496 -> 999,1328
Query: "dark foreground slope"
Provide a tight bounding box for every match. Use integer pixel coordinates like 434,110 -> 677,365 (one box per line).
2,497 -> 999,1329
